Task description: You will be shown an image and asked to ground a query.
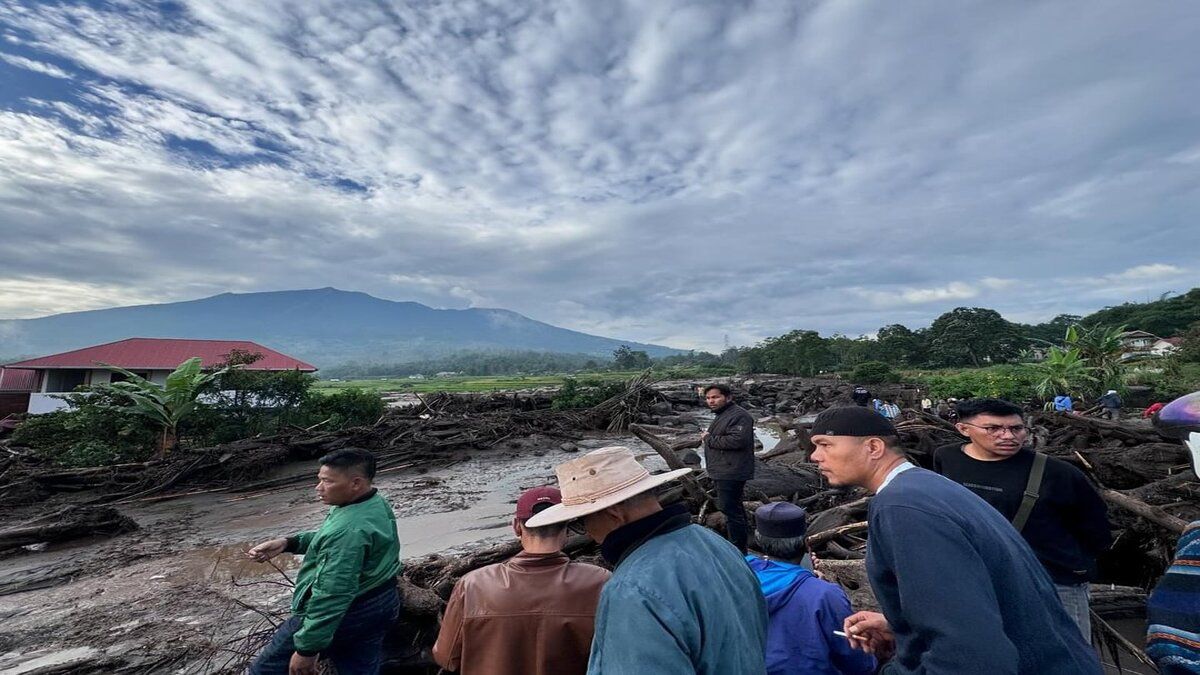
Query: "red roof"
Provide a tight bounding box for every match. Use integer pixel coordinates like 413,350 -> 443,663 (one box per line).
4,338 -> 317,372
0,367 -> 37,391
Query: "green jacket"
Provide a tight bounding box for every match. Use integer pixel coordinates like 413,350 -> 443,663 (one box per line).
285,489 -> 402,654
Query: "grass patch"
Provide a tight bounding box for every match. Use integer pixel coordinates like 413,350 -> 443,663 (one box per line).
312,366 -> 732,395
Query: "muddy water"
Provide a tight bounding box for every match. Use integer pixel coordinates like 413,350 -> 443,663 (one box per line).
0,434 -> 669,672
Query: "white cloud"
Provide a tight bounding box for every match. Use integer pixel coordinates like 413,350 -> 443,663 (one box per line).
0,1 -> 1197,348
0,52 -> 71,78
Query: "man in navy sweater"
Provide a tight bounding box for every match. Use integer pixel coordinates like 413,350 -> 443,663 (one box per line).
809,406 -> 1101,674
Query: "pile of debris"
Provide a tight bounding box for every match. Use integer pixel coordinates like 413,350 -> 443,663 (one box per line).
336,407 -> 1194,674
654,376 -> 923,416
0,373 -> 666,514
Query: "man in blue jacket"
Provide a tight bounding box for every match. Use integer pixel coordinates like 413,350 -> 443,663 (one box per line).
526,446 -> 768,675
809,406 -> 1101,675
747,502 -> 875,675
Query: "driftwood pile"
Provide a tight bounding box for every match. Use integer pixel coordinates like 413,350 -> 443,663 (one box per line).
342,406 -> 1196,674
654,376 -> 923,416
0,374 -> 665,524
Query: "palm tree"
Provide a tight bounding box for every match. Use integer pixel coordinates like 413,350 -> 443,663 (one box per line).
1028,346 -> 1096,400
100,357 -> 233,457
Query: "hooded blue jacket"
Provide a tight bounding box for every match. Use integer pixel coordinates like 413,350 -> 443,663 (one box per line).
747,557 -> 876,675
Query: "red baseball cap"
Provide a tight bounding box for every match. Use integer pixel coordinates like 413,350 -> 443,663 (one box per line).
515,486 -> 562,519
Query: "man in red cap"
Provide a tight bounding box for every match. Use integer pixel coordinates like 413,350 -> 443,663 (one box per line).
432,486 -> 611,675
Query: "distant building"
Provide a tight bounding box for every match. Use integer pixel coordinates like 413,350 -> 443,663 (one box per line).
1119,331 -> 1181,361
435,371 -> 460,378
2,337 -> 316,414
408,374 -> 426,380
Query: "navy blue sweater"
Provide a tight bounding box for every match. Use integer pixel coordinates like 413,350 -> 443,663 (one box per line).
867,468 -> 1101,674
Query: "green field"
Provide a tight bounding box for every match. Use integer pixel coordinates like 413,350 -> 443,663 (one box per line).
312,371 -> 645,394
311,366 -> 732,394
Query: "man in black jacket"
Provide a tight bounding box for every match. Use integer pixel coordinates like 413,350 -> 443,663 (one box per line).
702,383 -> 756,552
933,398 -> 1112,638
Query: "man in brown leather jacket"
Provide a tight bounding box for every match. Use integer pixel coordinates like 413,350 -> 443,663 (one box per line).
432,486 -> 611,675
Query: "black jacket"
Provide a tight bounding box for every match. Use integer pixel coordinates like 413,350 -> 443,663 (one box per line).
705,403 -> 756,481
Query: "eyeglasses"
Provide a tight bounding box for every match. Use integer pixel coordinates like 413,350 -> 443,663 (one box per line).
959,422 -> 1028,437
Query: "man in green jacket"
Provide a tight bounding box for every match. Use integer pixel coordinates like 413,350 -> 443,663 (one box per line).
246,448 -> 402,675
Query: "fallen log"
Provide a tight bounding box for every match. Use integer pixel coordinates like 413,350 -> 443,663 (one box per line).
1101,489 -> 1188,534
628,424 -> 712,504
0,505 -> 137,550
806,521 -> 868,548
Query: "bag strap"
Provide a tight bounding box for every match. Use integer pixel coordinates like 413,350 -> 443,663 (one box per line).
1012,452 -> 1048,533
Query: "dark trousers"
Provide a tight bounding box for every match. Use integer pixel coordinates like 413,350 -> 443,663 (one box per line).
714,479 -> 749,553
249,584 -> 399,675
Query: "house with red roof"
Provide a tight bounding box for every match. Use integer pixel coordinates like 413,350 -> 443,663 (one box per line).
1,338 -> 316,415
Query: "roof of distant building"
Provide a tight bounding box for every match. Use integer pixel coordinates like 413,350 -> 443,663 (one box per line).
0,367 -> 38,391
4,338 -> 317,371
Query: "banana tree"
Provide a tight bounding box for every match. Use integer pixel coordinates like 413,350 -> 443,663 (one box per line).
1064,324 -> 1127,392
1027,346 -> 1096,400
100,357 -> 232,457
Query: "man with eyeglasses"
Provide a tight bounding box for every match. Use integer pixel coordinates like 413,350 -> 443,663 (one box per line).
933,398 -> 1112,638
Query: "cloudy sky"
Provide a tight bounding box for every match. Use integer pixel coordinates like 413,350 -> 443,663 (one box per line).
1,1 -> 1198,351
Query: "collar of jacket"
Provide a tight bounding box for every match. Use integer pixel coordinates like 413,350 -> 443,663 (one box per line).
601,502 -> 692,567
342,487 -> 377,507
507,550 -> 571,570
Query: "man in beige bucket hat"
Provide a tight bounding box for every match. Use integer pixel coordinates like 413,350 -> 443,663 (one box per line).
527,446 -> 767,674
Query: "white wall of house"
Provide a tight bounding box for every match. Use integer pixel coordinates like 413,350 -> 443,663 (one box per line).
28,393 -> 70,414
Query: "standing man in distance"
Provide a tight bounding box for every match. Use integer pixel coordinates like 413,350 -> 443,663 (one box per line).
851,385 -> 872,407
933,398 -> 1112,637
702,383 -> 756,553
809,407 -> 1101,674
432,486 -> 610,675
1097,389 -> 1123,420
246,448 -> 401,675
526,446 -> 768,675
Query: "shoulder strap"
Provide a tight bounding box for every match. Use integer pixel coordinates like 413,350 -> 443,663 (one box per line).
1011,452 -> 1048,533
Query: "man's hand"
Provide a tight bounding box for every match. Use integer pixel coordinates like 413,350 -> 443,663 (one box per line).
246,537 -> 288,562
844,611 -> 895,659
701,431 -> 710,441
289,652 -> 318,675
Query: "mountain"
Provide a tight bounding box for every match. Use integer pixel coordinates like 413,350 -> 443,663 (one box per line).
0,288 -> 682,368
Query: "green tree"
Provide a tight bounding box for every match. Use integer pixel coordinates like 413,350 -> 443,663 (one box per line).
1025,346 -> 1096,400
1179,322 -> 1200,363
851,361 -> 897,384
611,345 -> 652,370
875,324 -> 927,365
927,307 -> 1022,367
758,330 -> 835,376
99,357 -> 233,457
1063,323 -> 1126,392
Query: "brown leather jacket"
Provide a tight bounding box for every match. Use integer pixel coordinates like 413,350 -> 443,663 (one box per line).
432,551 -> 611,675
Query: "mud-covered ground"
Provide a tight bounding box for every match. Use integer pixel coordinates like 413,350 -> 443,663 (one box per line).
0,429 -> 685,673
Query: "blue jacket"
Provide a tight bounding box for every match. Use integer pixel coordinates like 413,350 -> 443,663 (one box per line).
867,468 -> 1101,674
588,515 -> 768,674
746,556 -> 876,675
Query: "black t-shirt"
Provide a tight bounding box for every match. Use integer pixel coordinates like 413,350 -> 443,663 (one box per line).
932,443 -> 1113,584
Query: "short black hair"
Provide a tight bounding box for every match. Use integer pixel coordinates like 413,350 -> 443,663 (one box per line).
955,398 -> 1024,421
319,447 -> 376,481
704,383 -> 732,397
755,533 -> 808,560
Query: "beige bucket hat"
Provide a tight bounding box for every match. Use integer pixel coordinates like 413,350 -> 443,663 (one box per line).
524,446 -> 691,527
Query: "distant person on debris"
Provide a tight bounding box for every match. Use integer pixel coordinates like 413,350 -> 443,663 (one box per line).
880,399 -> 901,420
872,398 -> 883,414
432,486 -> 610,675
1143,401 -> 1166,419
920,396 -> 933,413
935,399 -> 951,419
747,502 -> 876,675
808,407 -> 1102,674
1097,389 -> 1123,420
851,385 -> 872,407
526,446 -> 768,674
933,398 -> 1111,638
702,383 -> 756,553
245,448 -> 401,675
1053,394 -> 1074,412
